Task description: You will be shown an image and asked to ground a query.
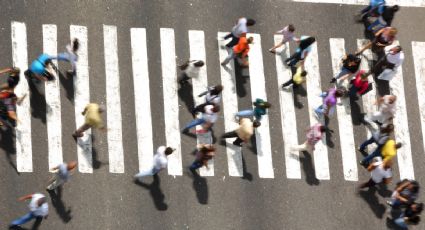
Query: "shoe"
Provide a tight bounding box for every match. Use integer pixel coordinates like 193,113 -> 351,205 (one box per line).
359,160 -> 368,168
269,49 -> 276,54
386,201 -> 393,207
221,62 -> 227,66
232,141 -> 243,147
181,128 -> 190,134
72,132 -> 83,138
357,147 -> 365,153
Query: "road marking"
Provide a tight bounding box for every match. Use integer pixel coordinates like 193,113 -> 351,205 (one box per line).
291,0 -> 425,7
103,25 -> 124,173
273,35 -> 301,179
218,32 -> 243,177
329,38 -> 358,181
130,28 -> 154,173
304,41 -> 330,180
358,39 -> 378,153
389,42 -> 414,180
43,24 -> 63,171
412,42 -> 425,162
160,28 -> 182,176
247,33 -> 274,178
12,21 -> 32,172
189,30 -> 214,176
71,25 -> 93,173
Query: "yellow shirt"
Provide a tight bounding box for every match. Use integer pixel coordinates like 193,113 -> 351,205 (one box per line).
381,140 -> 397,161
293,66 -> 306,85
84,103 -> 104,128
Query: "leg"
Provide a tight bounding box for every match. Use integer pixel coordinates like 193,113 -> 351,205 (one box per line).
233,137 -> 244,146
225,34 -> 239,48
359,178 -> 377,189
10,212 -> 35,226
394,217 -> 408,229
359,136 -> 375,151
73,123 -> 92,137
221,50 -> 236,65
189,160 -> 203,170
134,166 -> 156,180
182,118 -> 205,132
222,130 -> 238,139
281,78 -> 295,88
361,148 -> 381,165
224,33 -> 233,40
179,73 -> 190,84
291,141 -> 309,152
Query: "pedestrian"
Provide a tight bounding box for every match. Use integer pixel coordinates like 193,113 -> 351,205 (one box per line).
367,5 -> 400,32
0,67 -> 20,90
393,202 -> 423,229
9,193 -> 48,229
221,35 -> 253,67
221,118 -> 261,147
72,103 -> 106,138
314,88 -> 344,120
134,146 -> 175,181
235,98 -> 271,122
375,45 -> 404,81
291,123 -> 326,153
55,38 -> 79,76
285,36 -> 316,67
191,84 -> 223,117
356,26 -> 397,55
182,104 -> 220,133
360,138 -> 402,166
46,161 -> 77,191
268,24 -> 299,53
388,179 -> 420,209
359,157 -> 392,189
25,53 -> 57,82
0,90 -> 25,128
189,144 -> 216,171
178,60 -> 205,85
348,70 -> 371,99
358,123 -> 393,154
356,0 -> 386,21
223,18 -> 256,48
364,94 -> 396,125
281,65 -> 307,90
330,54 -> 361,84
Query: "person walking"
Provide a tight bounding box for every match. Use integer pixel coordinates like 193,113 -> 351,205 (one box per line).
314,88 -> 344,120
235,98 -> 271,122
285,36 -> 316,67
191,85 -> 223,117
360,138 -> 402,166
356,26 -> 397,55
291,123 -> 326,153
182,104 -> 220,133
330,54 -> 361,84
46,161 -> 77,191
189,144 -> 216,171
0,91 -> 25,128
348,70 -> 371,99
367,5 -> 400,32
393,202 -> 423,229
364,94 -> 396,126
72,103 -> 106,138
25,53 -> 57,82
9,193 -> 48,229
223,18 -> 256,48
358,123 -> 393,154
55,38 -> 79,76
356,0 -> 386,21
221,35 -> 253,67
134,146 -> 175,181
358,157 -> 392,189
269,24 -> 299,53
221,118 -> 261,147
0,67 -> 20,90
388,179 -> 420,209
178,60 -> 205,85
281,65 -> 307,90
375,45 -> 404,81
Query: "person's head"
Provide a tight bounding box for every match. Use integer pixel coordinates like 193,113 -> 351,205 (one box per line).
253,120 -> 261,128
37,197 -> 47,207
247,37 -> 254,44
319,125 -> 326,133
387,95 -> 397,104
288,24 -> 295,32
407,180 -> 420,192
165,147 -> 175,155
211,104 -> 220,113
335,89 -> 345,98
11,67 -> 20,76
387,27 -> 398,37
246,18 -> 256,26
390,45 -> 402,54
412,202 -> 424,213
301,71 -> 308,77
194,60 -> 205,67
72,38 -> 80,52
383,159 -> 393,169
299,37 -> 316,50
257,101 -> 271,109
211,85 -> 223,95
391,5 -> 400,13
201,144 -> 215,154
67,161 -> 78,170
395,142 -> 403,149
381,123 -> 394,133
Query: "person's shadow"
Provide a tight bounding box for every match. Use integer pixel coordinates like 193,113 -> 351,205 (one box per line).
298,151 -> 320,185
47,186 -> 72,223
134,174 -> 168,211
234,59 -> 249,98
188,168 -> 208,204
358,186 -> 387,219
177,75 -> 195,114
26,77 -> 47,124
0,128 -> 19,174
58,71 -> 75,103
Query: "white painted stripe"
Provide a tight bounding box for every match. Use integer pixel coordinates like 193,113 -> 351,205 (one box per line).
304,42 -> 330,180
12,21 -> 32,172
329,38 -> 358,181
71,25 -> 93,173
292,0 -> 425,7
130,28 -> 154,173
160,28 -> 182,176
103,25 -> 124,173
389,41 -> 414,180
358,39 -> 378,153
247,33 -> 274,178
218,32 -> 243,177
412,42 -> 425,162
43,25 -> 63,171
189,30 -> 214,176
274,35 -> 301,179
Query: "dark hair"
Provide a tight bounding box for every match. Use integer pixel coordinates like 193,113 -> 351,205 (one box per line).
396,143 -> 403,149
253,121 -> 261,128
410,180 -> 420,193
72,38 -> 80,52
200,145 -> 216,154
288,24 -> 295,32
381,124 -> 394,133
299,37 -> 316,50
211,85 -> 223,95
165,147 -> 174,155
37,197 -> 47,207
319,125 -> 326,133
259,102 -> 271,109
301,71 -> 307,77
335,89 -> 345,97
246,19 -> 256,26
415,203 -> 424,213
392,5 -> 400,12
212,105 -> 220,113
194,60 -> 204,67
394,45 -> 402,52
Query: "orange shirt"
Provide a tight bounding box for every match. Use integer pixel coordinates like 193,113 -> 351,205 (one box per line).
233,37 -> 250,57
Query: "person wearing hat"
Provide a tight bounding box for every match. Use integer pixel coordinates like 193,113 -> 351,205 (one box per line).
72,103 -> 106,138
134,146 -> 175,181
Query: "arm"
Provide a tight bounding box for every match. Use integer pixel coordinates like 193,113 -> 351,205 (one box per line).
18,194 -> 33,201
338,73 -> 352,81
367,164 -> 377,172
383,177 -> 392,185
0,67 -> 14,75
81,106 -> 88,115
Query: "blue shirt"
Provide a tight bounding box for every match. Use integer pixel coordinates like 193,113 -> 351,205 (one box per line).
29,54 -> 51,74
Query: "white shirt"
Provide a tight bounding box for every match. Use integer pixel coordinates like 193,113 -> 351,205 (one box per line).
277,26 -> 296,42
385,45 -> 404,68
184,61 -> 200,78
65,44 -> 78,62
232,18 -> 248,37
202,105 -> 218,123
153,146 -> 168,170
29,193 -> 49,217
57,163 -> 70,182
370,158 -> 392,183
379,95 -> 396,114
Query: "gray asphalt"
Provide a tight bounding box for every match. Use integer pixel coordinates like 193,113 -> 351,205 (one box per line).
0,0 -> 424,229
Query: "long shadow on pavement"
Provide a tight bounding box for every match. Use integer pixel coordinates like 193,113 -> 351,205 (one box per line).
27,78 -> 46,124
0,128 -> 19,174
358,186 -> 387,219
47,187 -> 72,223
177,75 -> 195,114
134,174 -> 168,211
299,151 -> 320,186
189,169 -> 208,204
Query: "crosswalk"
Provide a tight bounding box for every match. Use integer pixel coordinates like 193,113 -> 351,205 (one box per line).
7,21 -> 425,181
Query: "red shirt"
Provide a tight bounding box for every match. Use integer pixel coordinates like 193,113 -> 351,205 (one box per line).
353,70 -> 369,95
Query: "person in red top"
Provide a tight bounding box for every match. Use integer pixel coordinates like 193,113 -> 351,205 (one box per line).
349,70 -> 370,99
221,35 -> 253,67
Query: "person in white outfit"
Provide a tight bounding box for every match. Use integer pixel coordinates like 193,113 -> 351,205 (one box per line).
363,45 -> 404,81
134,146 -> 175,181
55,38 -> 79,75
269,24 -> 299,53
365,94 -> 396,125
178,60 -> 205,85
9,193 -> 49,229
46,161 -> 77,191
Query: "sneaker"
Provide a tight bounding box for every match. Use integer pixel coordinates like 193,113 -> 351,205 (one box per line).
221,62 -> 227,66
386,201 -> 393,207
359,160 -> 367,168
232,141 -> 243,147
357,147 -> 365,153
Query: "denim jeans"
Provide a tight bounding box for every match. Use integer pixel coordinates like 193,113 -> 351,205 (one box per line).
236,110 -> 262,120
10,212 -> 41,226
315,105 -> 325,116
362,147 -> 382,164
183,118 -> 206,131
394,214 -> 408,229
359,136 -> 375,151
190,161 -> 203,170
135,167 -> 161,180
222,49 -> 237,65
334,67 -> 351,80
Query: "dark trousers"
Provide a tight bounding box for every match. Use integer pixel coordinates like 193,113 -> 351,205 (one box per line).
370,56 -> 394,75
190,160 -> 203,170
222,131 -> 244,145
360,178 -> 377,188
282,78 -> 299,88
285,51 -> 302,66
224,33 -> 240,48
